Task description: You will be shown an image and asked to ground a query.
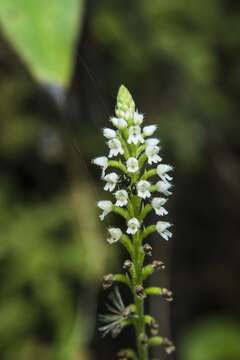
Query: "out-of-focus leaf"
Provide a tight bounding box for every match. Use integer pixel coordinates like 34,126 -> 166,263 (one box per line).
0,0 -> 83,85
180,318 -> 240,360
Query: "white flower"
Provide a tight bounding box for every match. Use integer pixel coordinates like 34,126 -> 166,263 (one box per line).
156,181 -> 172,196
103,128 -> 116,139
108,138 -> 124,158
127,126 -> 144,145
157,164 -> 173,181
151,198 -> 168,216
115,190 -> 128,207
145,138 -> 160,146
92,156 -> 108,177
143,125 -> 157,137
146,145 -> 162,165
107,228 -> 122,244
137,180 -> 151,199
104,173 -> 119,192
133,110 -> 144,125
110,117 -> 128,129
126,157 -> 139,173
156,221 -> 172,241
97,200 -> 113,220
127,218 -> 140,235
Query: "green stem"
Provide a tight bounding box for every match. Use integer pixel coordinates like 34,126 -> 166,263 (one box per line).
119,128 -> 149,360
131,230 -> 148,360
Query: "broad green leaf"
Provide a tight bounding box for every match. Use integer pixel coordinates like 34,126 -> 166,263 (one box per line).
0,0 -> 83,85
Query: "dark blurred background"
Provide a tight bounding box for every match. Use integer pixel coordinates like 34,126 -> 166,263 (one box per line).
0,1 -> 240,359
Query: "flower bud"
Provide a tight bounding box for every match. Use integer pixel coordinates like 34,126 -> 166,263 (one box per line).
102,274 -> 114,289
143,243 -> 152,256
139,333 -> 148,346
152,260 -> 165,271
136,285 -> 146,299
111,324 -> 122,338
123,305 -> 135,318
117,350 -> 128,360
123,259 -> 132,270
161,288 -> 173,302
162,337 -> 176,354
150,319 -> 159,336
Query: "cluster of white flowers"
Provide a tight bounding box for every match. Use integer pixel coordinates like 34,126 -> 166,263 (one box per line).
92,85 -> 174,245
95,85 -> 175,358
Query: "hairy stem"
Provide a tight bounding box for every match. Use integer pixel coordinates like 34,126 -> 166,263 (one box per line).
131,210 -> 148,359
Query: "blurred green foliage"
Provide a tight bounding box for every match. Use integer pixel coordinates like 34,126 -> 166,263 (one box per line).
0,0 -> 83,85
180,318 -> 240,360
0,0 -> 239,359
93,0 -> 240,166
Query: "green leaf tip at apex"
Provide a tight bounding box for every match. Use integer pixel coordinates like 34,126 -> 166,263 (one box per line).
117,84 -> 135,113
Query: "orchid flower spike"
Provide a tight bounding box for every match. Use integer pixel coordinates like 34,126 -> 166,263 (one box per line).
92,85 -> 175,359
